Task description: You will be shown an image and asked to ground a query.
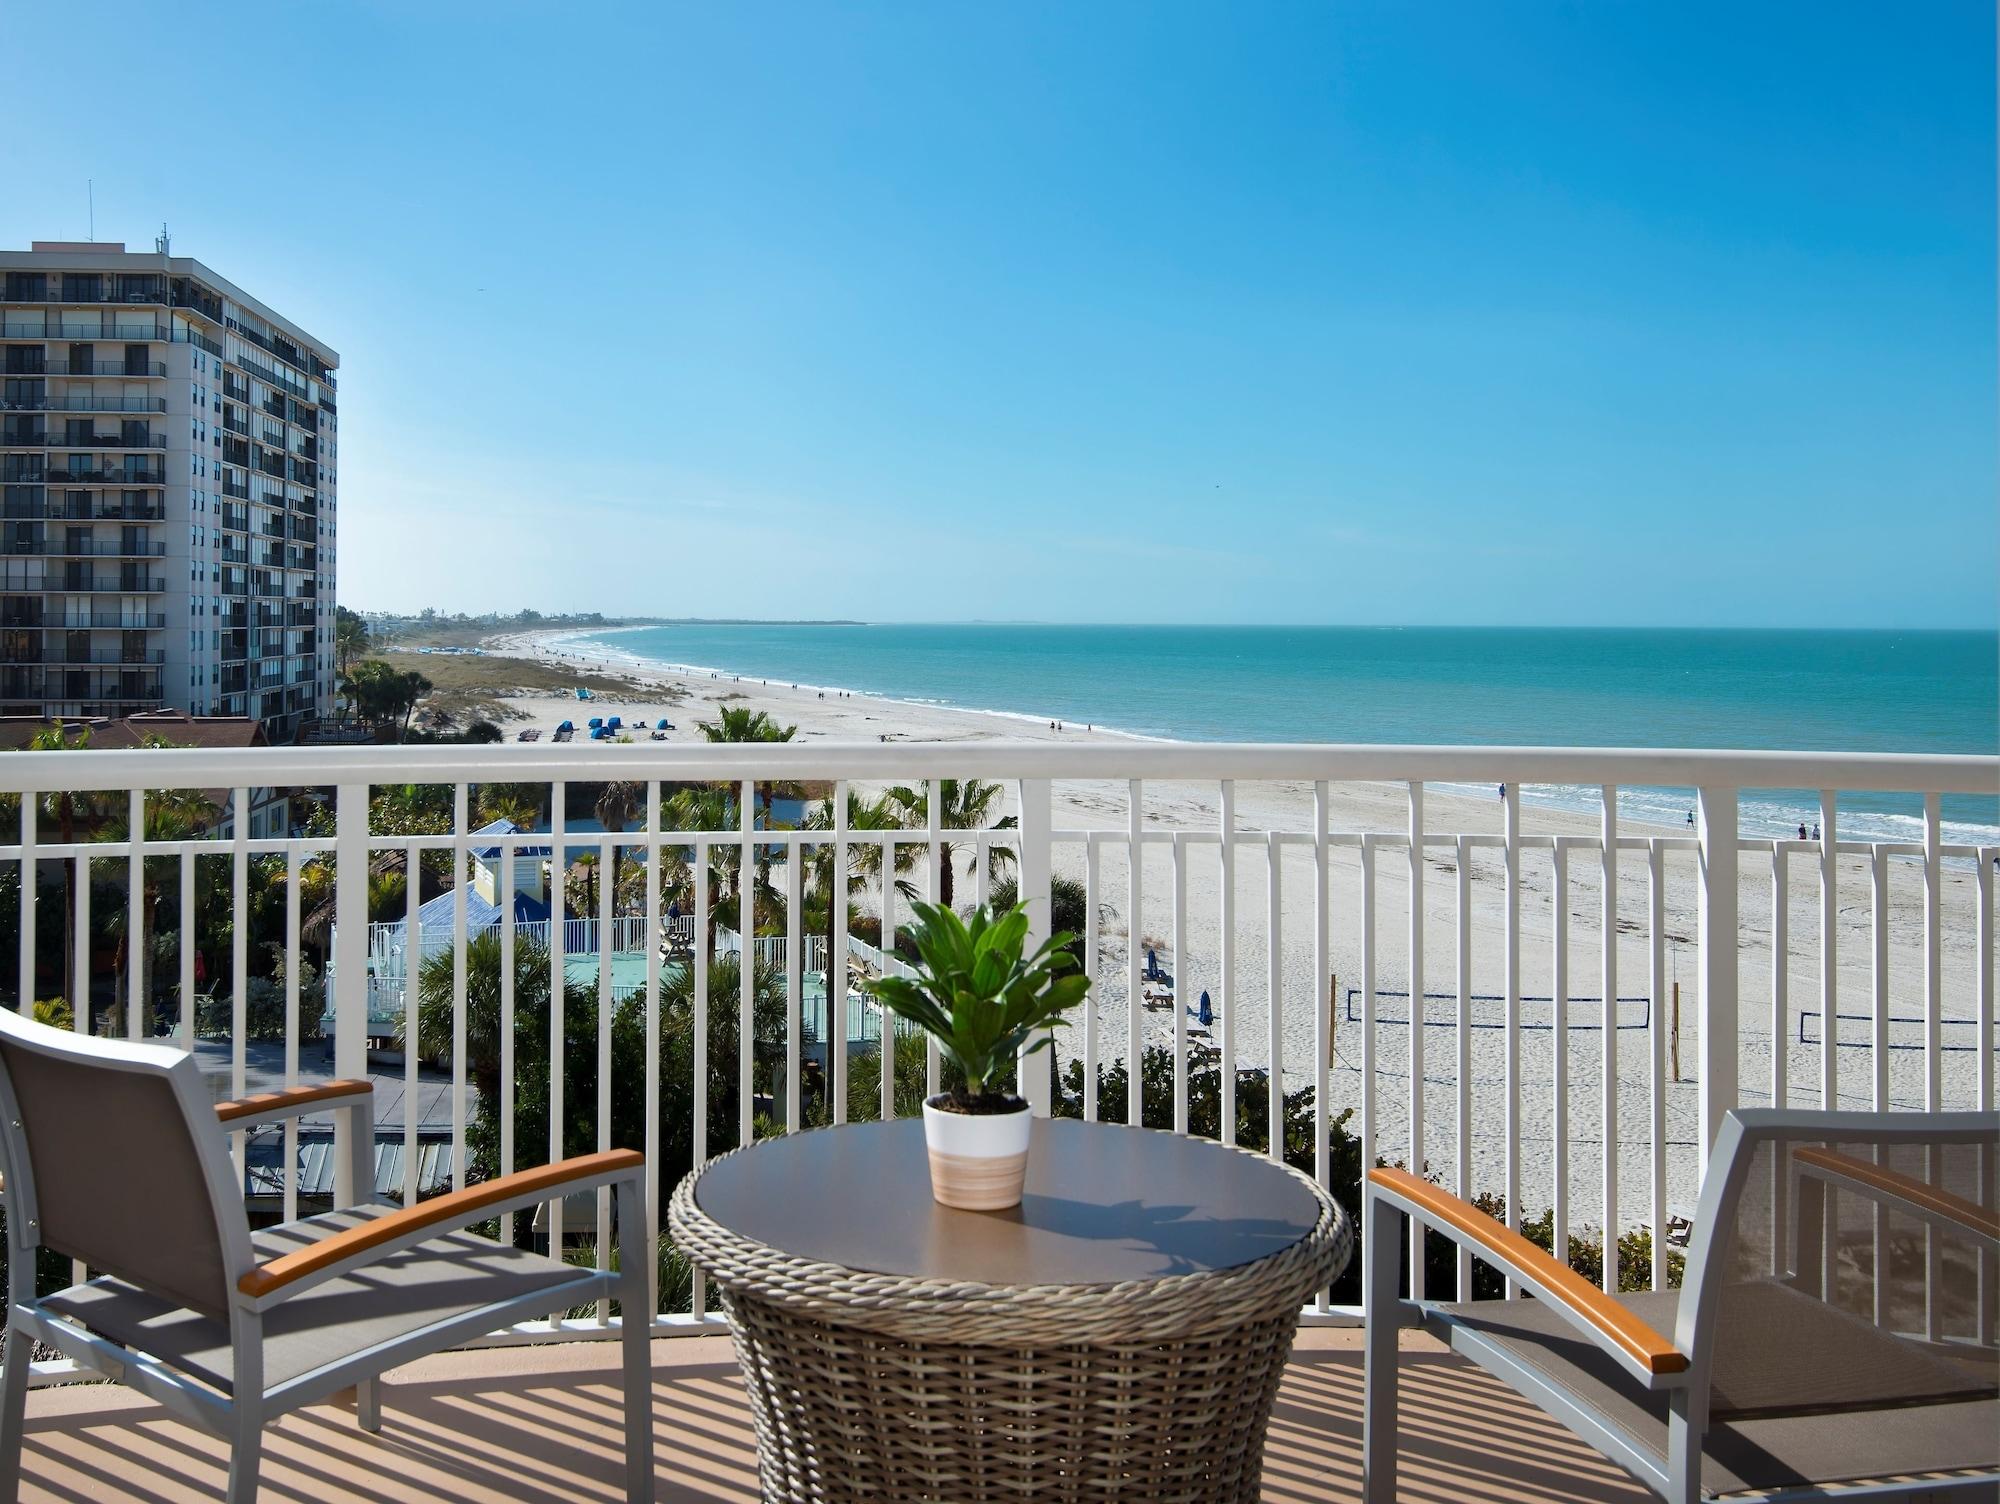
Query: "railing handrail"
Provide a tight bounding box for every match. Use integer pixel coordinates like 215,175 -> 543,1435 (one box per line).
0,740 -> 1991,796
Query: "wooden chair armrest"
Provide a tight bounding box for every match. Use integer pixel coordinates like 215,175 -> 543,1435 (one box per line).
1367,1167 -> 1688,1376
238,1149 -> 645,1302
1793,1147 -> 1999,1242
216,1079 -> 373,1126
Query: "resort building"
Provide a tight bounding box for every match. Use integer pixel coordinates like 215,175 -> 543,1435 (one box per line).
0,238 -> 337,742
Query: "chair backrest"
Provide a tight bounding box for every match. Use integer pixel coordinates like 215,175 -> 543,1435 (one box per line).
0,1010 -> 251,1318
1679,1108 -> 1998,1422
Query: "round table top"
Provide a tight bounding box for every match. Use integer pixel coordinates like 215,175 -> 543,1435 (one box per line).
692,1116 -> 1323,1288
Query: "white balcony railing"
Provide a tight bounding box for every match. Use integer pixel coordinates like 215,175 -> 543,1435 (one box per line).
0,741 -> 1992,1352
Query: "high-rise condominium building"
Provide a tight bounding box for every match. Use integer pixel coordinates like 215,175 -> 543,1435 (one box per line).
0,240 -> 337,742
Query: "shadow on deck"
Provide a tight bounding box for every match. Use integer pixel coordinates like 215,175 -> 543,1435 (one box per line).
20,1328 -> 1650,1502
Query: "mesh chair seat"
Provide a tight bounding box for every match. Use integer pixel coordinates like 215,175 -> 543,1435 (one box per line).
1438,1283 -> 2000,1497
42,1204 -> 583,1394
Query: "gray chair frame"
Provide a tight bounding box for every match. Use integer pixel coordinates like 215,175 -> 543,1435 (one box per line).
1364,1107 -> 1999,1503
0,1012 -> 653,1503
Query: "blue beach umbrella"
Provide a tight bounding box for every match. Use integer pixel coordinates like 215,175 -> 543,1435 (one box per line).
1197,991 -> 1212,1027
1146,947 -> 1158,980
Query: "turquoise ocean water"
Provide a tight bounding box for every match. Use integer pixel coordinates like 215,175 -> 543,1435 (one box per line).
570,625 -> 1999,843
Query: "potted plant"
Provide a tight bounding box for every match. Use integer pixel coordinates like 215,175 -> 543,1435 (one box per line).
864,900 -> 1089,1210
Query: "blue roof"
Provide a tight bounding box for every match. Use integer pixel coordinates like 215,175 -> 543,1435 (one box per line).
414,885 -> 549,939
469,817 -> 552,861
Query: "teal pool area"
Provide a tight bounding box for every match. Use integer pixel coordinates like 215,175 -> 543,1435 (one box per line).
351,958 -> 900,1051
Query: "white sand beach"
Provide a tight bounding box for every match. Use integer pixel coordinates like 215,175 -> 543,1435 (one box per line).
472,627 -> 1993,1234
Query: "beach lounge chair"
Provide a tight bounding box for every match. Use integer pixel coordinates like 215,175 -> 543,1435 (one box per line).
1363,1107 -> 1999,1502
0,1012 -> 653,1503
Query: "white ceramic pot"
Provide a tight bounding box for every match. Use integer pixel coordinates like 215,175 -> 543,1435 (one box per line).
920,1095 -> 1032,1211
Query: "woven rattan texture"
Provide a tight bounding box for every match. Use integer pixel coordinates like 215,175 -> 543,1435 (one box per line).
671,1132 -> 1353,1502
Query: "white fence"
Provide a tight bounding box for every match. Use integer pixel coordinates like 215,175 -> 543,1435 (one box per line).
1,740 -> 1992,1345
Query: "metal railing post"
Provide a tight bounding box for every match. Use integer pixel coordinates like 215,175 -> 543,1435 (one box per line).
1016,776 -> 1053,1116
1695,785 -> 1739,1169
333,781 -> 370,1206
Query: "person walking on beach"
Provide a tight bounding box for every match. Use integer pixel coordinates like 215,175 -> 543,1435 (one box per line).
1798,823 -> 1808,841
1812,822 -> 1820,840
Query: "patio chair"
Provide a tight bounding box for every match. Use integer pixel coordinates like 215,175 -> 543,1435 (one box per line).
1364,1108 -> 1998,1502
0,1012 -> 653,1503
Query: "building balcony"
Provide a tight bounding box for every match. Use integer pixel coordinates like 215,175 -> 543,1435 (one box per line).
36,467 -> 166,486
2,646 -> 165,666
42,358 -> 168,377
177,325 -> 224,358
42,575 -> 168,593
44,610 -> 167,629
1,499 -> 165,523
1,540 -> 166,558
33,431 -> 168,451
5,282 -> 166,307
170,281 -> 225,320
0,671 -> 161,700
0,323 -> 168,343
0,743 -> 1990,1503
0,395 -> 165,414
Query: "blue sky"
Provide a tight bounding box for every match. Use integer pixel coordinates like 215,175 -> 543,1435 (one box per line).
4,2 -> 1993,626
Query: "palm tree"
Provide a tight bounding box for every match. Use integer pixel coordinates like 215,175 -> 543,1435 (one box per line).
566,851 -> 601,919
695,708 -> 800,824
695,707 -> 797,744
594,781 -> 644,914
340,661 -> 433,741
798,789 -> 912,988
661,784 -> 779,950
883,779 -> 1018,910
696,712 -> 804,828
105,779 -> 214,1034
475,782 -> 545,831
394,668 -> 433,741
333,608 -> 370,678
25,726 -> 115,1005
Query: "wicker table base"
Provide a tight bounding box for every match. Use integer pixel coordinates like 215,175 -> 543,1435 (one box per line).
671,1120 -> 1352,1503
720,1292 -> 1304,1502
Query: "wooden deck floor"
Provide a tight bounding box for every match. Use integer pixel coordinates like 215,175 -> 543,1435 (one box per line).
19,1328 -> 1652,1502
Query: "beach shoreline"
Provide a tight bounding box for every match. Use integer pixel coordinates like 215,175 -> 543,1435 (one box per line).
454,624 -> 1988,1239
